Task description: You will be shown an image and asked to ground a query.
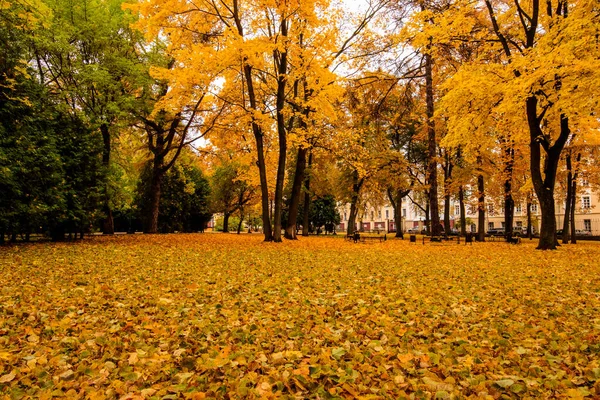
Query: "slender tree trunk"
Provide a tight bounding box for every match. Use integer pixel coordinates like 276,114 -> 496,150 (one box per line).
272,20 -> 289,243
302,152 -> 312,236
562,152 -> 572,243
477,173 -> 485,242
459,186 -> 466,236
285,147 -> 308,239
100,123 -> 114,234
443,152 -> 453,236
570,153 -> 580,244
425,203 -> 430,235
237,210 -> 244,234
570,179 -> 577,244
243,65 -> 272,242
527,200 -> 533,239
425,53 -> 441,236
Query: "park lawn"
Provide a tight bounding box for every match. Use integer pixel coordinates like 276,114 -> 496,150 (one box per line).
1,235 -> 600,399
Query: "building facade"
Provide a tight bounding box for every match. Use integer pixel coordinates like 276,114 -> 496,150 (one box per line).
337,187 -> 600,235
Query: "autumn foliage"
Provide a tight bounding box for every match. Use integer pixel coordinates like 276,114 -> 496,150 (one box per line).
1,235 -> 600,398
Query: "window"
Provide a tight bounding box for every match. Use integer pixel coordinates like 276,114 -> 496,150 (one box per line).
516,221 -> 523,227
582,177 -> 589,186
584,219 -> 591,232
582,196 -> 591,209
344,212 -> 347,221
501,222 -> 505,228
385,210 -> 389,219
402,209 -> 407,217
378,210 -> 382,219
488,222 -> 494,230
470,224 -> 476,232
487,204 -> 494,214
531,203 -> 538,213
516,204 -> 522,213
455,205 -> 460,215
371,211 -> 374,220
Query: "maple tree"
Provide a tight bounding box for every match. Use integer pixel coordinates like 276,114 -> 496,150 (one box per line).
439,0 -> 600,249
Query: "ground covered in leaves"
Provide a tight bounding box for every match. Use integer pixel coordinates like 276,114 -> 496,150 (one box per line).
1,235 -> 600,399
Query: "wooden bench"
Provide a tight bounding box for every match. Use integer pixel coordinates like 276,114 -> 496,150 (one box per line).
359,234 -> 386,243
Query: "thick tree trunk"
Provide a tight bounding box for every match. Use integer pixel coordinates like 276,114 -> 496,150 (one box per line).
285,147 -> 308,239
145,162 -> 163,234
459,186 -> 466,236
503,145 -> 515,241
346,172 -> 363,236
100,123 -> 114,234
425,53 -> 441,236
562,152 -> 572,243
477,173 -> 485,242
527,98 -> 570,249
443,193 -> 451,235
388,188 -> 408,238
302,153 -> 312,237
223,213 -> 230,233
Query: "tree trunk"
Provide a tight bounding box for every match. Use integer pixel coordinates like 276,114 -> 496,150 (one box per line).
570,178 -> 577,244
570,153 -> 581,244
145,162 -> 163,234
396,193 -> 404,239
477,173 -> 485,242
503,144 -> 515,241
459,186 -> 466,236
388,188 -> 408,238
302,152 -> 312,237
284,147 -> 308,239
346,172 -> 363,236
100,123 -> 114,235
425,52 -> 441,236
223,213 -> 230,233
562,152 -> 572,244
527,200 -> 533,239
271,20 -> 289,243
425,203 -> 430,235
243,64 -> 272,242
443,151 -> 453,236
237,211 -> 244,234
527,97 -> 570,249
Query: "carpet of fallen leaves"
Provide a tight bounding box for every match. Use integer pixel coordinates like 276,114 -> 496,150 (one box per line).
1,235 -> 600,399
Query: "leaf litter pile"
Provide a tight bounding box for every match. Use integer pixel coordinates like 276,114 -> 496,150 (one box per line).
1,235 -> 600,399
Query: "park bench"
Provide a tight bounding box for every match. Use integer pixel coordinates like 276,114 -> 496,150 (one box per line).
358,234 -> 387,243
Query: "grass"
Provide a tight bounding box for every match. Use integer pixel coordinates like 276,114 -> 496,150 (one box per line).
1,234 -> 599,399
